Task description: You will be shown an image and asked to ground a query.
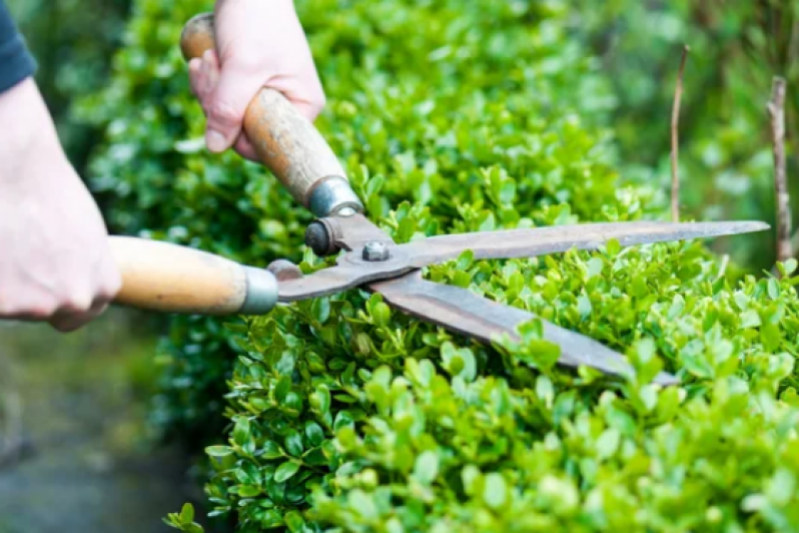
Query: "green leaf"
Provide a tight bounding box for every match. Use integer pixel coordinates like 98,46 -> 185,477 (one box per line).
413,450 -> 439,485
261,440 -> 284,460
312,297 -> 331,324
233,417 -> 251,447
180,503 -> 194,524
783,258 -> 798,275
768,278 -> 780,299
205,445 -> 234,458
483,473 -> 507,509
457,249 -> 474,270
284,511 -> 305,533
596,428 -> 620,459
348,489 -> 379,520
274,461 -> 301,483
305,421 -> 325,447
285,431 -> 304,457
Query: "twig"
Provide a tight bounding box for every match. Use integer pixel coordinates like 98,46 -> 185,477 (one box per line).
768,76 -> 790,266
671,46 -> 690,223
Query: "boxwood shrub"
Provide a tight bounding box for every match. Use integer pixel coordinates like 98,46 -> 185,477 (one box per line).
82,0 -> 799,531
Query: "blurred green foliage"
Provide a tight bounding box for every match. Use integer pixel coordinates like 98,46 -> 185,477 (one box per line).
570,0 -> 798,270
7,0 -> 130,173
71,0 -> 799,531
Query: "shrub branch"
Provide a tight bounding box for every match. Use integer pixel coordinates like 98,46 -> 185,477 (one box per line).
671,45 -> 690,223
768,76 -> 790,265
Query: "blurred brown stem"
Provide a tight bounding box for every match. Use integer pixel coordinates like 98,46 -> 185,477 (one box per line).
671,46 -> 689,222
768,77 -> 790,266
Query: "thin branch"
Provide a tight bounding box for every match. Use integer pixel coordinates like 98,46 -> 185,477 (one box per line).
768,76 -> 790,266
671,46 -> 690,222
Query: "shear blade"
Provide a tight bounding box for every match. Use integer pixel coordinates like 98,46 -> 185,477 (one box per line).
279,219 -> 769,302
370,272 -> 678,386
402,220 -> 770,268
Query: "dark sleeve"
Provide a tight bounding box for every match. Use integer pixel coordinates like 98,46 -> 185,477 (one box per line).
0,0 -> 36,93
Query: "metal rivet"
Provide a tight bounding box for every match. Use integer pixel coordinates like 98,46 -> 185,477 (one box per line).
362,241 -> 390,262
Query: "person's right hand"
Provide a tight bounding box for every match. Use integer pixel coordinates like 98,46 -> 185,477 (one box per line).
187,0 -> 325,161
0,78 -> 121,332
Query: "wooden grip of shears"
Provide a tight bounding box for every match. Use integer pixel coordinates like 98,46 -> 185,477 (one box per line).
180,13 -> 361,217
109,237 -> 277,315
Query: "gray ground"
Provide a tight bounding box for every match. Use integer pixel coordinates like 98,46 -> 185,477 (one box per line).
0,311 -> 200,533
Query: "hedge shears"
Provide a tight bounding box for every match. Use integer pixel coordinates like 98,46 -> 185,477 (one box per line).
107,14 -> 768,386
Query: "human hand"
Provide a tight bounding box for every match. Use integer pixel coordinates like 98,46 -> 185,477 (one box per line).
188,0 -> 325,160
0,78 -> 121,331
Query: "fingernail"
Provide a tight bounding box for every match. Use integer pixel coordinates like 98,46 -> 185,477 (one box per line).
206,129 -> 227,152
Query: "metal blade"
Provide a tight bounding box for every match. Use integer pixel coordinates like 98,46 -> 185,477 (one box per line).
370,271 -> 678,386
279,219 -> 768,302
402,220 -> 770,268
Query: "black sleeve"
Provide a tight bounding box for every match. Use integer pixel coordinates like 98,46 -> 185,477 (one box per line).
0,0 -> 36,93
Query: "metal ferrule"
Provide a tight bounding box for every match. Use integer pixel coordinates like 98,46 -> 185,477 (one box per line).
239,267 -> 279,314
307,176 -> 364,218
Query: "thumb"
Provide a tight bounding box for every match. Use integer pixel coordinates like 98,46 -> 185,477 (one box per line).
205,57 -> 265,153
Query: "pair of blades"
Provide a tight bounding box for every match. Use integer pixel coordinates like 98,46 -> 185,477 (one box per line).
269,214 -> 768,386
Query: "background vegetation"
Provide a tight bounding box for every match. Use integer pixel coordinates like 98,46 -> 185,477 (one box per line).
5,0 -> 799,531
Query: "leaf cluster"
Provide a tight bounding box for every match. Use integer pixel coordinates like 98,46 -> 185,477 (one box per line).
79,1 -> 799,532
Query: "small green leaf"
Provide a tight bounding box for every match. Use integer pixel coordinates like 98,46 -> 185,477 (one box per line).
457,249 -> 474,270
285,431 -> 304,457
180,503 -> 194,524
284,511 -> 305,533
596,428 -> 620,459
261,440 -> 284,459
233,417 -> 251,447
783,258 -> 798,275
274,461 -> 301,483
238,485 -> 261,498
305,421 -> 325,447
348,489 -> 379,520
205,445 -> 234,458
413,450 -> 439,485
483,473 -> 507,509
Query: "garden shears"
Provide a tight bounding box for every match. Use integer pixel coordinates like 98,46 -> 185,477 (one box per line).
107,14 -> 769,386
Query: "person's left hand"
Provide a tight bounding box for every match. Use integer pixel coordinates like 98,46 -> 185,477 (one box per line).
188,0 -> 325,161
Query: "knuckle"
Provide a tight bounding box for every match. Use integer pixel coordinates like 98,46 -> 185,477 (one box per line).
58,292 -> 94,314
208,99 -> 241,127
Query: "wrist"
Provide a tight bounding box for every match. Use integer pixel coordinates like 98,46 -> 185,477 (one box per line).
0,77 -> 68,186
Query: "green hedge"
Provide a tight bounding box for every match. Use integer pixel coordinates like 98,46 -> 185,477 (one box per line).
82,0 -> 799,531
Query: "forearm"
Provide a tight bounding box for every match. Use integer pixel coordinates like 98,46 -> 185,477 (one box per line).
0,0 -> 36,94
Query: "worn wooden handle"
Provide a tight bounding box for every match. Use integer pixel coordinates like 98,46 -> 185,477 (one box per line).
180,13 -> 362,217
109,237 -> 277,315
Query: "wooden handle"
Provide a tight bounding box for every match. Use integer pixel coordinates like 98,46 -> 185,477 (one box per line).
109,237 -> 277,315
180,13 -> 362,217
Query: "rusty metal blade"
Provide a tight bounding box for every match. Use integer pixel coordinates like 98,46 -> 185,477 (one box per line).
402,220 -> 770,268
278,219 -> 768,302
370,272 -> 678,386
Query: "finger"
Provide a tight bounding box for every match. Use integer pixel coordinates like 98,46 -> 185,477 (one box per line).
267,74 -> 326,123
205,55 -> 268,153
197,52 -> 221,115
188,58 -> 202,97
49,299 -> 109,333
234,135 -> 259,162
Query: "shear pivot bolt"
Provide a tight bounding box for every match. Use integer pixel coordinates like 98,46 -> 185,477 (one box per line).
305,221 -> 334,256
363,241 -> 390,262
